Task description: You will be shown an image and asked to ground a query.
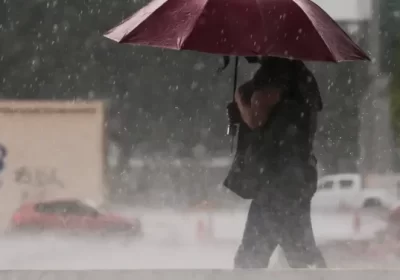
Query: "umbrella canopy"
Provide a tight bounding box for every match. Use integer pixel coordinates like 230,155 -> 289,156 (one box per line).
104,0 -> 370,62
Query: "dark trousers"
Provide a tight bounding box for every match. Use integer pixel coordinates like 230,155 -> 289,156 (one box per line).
234,196 -> 327,268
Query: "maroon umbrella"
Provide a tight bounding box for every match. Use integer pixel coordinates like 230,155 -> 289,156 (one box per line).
104,0 -> 370,62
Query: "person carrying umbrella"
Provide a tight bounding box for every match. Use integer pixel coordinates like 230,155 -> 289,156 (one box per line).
225,56 -> 326,268
104,0 -> 371,269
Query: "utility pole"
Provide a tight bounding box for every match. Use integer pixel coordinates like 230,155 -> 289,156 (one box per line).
368,0 -> 381,174
359,0 -> 394,177
359,0 -> 381,179
369,0 -> 381,76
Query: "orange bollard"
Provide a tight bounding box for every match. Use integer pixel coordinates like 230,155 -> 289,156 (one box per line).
353,210 -> 361,234
196,219 -> 207,241
193,201 -> 215,242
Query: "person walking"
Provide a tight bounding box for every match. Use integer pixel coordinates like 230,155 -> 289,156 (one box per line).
224,57 -> 327,268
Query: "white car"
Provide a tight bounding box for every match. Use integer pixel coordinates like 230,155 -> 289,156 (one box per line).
312,173 -> 398,212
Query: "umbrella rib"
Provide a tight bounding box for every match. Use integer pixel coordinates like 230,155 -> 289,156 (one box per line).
292,0 -> 337,62
105,0 -> 170,43
179,0 -> 210,49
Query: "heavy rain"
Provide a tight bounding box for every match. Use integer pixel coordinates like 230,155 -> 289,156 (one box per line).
0,0 -> 400,277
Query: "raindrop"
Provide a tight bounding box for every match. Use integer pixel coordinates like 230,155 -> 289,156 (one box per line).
88,91 -> 95,99
190,81 -> 198,90
193,62 -> 205,71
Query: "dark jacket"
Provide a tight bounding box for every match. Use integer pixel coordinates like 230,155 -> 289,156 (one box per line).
223,60 -> 322,202
253,99 -> 319,204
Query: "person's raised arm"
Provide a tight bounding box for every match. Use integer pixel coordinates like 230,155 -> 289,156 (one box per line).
235,88 -> 282,129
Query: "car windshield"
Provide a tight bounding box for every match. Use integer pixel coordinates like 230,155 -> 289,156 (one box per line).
78,201 -> 108,215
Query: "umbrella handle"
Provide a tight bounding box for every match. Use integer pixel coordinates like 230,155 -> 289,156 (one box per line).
232,56 -> 239,100
230,56 -> 239,153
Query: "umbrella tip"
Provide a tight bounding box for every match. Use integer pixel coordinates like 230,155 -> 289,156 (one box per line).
362,50 -> 372,62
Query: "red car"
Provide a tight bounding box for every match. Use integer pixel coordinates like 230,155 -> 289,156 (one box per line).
8,199 -> 142,237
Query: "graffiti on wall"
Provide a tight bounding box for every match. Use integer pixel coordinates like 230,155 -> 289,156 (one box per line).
0,144 -> 7,189
14,166 -> 64,188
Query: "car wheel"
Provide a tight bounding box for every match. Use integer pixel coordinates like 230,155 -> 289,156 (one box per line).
363,198 -> 382,208
9,224 -> 43,235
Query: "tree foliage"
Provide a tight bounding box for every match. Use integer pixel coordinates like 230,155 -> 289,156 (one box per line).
381,0 -> 400,73
390,44 -> 400,144
384,0 -> 400,145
